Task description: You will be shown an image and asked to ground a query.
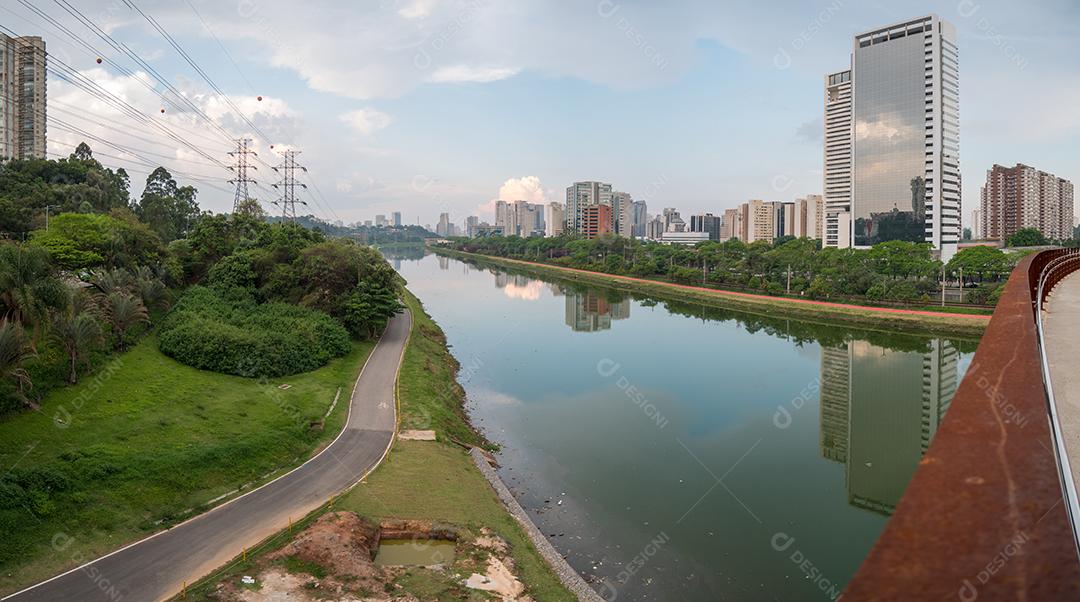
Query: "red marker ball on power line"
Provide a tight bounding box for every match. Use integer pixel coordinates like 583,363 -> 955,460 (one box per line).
96,57 -> 103,64
160,108 -> 166,113
257,95 -> 263,101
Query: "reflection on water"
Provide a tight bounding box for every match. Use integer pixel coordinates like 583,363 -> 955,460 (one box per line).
563,290 -> 631,332
387,250 -> 975,601
820,339 -> 958,515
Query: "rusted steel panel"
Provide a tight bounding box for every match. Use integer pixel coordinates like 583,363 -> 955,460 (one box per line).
844,251 -> 1080,601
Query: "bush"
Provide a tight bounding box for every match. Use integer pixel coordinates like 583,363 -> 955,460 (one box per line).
158,287 -> 350,377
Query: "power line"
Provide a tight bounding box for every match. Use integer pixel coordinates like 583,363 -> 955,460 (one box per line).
227,138 -> 258,211
271,150 -> 307,221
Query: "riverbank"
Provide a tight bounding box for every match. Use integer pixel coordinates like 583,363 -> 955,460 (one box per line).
432,247 -> 990,338
0,336 -> 374,596
181,291 -> 576,601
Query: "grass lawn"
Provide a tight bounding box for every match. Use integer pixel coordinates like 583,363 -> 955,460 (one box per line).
184,291 -> 574,601
0,336 -> 374,596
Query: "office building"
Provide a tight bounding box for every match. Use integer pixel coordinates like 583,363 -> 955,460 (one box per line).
971,209 -> 982,240
392,212 -> 402,227
660,231 -> 711,245
777,202 -> 795,238
375,214 -> 387,227
436,212 -> 451,237
662,208 -> 685,233
566,181 -> 614,234
581,204 -> 613,239
645,215 -> 665,241
465,215 -> 479,237
0,34 -> 46,160
546,202 -> 565,237
793,195 -> 825,240
631,200 -> 648,238
689,213 -> 723,241
979,163 -> 1074,242
826,15 -> 961,260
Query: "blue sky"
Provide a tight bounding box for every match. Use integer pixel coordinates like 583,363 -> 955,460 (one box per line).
10,0 -> 1078,229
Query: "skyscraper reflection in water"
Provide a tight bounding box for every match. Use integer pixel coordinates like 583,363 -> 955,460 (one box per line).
820,339 -> 959,514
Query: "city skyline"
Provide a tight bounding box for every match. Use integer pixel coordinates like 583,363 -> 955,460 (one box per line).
1,1 -> 1075,230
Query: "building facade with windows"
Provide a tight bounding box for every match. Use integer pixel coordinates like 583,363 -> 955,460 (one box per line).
979,163 -> 1074,242
826,15 -> 961,260
0,34 -> 46,160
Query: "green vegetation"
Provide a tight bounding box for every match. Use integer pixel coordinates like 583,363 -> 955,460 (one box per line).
448,234 -> 1018,309
1006,227 -> 1050,248
158,286 -> 351,377
182,290 -> 572,601
0,335 -> 373,594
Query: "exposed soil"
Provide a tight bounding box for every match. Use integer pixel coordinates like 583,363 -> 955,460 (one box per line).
207,513 -> 532,601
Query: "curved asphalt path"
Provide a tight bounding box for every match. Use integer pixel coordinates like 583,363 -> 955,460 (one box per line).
3,310 -> 411,602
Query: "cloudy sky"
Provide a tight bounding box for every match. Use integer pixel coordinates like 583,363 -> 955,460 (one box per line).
9,0 -> 1079,228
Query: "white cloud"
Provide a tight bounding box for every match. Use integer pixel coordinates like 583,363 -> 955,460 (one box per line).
397,0 -> 439,20
339,108 -> 394,136
430,65 -> 520,83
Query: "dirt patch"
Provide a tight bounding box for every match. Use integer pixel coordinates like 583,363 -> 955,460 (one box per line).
207,513 -> 534,601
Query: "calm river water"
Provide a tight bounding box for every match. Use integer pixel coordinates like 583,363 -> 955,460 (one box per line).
389,250 -> 976,601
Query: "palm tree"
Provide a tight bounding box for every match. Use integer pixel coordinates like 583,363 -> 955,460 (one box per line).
133,266 -> 171,313
51,300 -> 103,384
0,319 -> 36,406
104,292 -> 149,351
89,267 -> 134,297
0,244 -> 66,335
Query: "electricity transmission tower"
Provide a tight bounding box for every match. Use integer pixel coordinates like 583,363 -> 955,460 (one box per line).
227,138 -> 257,212
272,150 -> 308,221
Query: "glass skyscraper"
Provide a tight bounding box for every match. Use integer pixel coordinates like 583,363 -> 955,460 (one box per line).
825,15 -> 961,260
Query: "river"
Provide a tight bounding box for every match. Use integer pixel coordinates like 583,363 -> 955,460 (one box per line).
388,249 -> 976,601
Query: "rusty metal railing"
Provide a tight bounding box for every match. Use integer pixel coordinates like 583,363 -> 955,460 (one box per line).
844,249 -> 1080,601
1034,248 -> 1080,556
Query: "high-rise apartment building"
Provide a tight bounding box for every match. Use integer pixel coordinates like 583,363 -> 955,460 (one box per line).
793,195 -> 825,240
823,69 -> 852,248
375,214 -> 387,227
465,215 -> 479,237
0,34 -> 47,160
496,200 -> 545,237
612,191 -> 633,237
979,163 -> 1074,242
580,204 -> 612,239
970,209 -> 982,240
722,208 -> 743,241
743,200 -> 780,243
436,212 -> 451,237
392,211 -> 402,227
826,15 -> 961,260
565,181 -> 614,234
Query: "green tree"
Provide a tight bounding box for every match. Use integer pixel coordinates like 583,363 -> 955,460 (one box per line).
342,281 -> 403,339
103,292 -> 149,350
50,295 -> 103,384
1006,228 -> 1049,248
0,318 -> 36,408
133,167 -> 200,243
0,244 -> 67,331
